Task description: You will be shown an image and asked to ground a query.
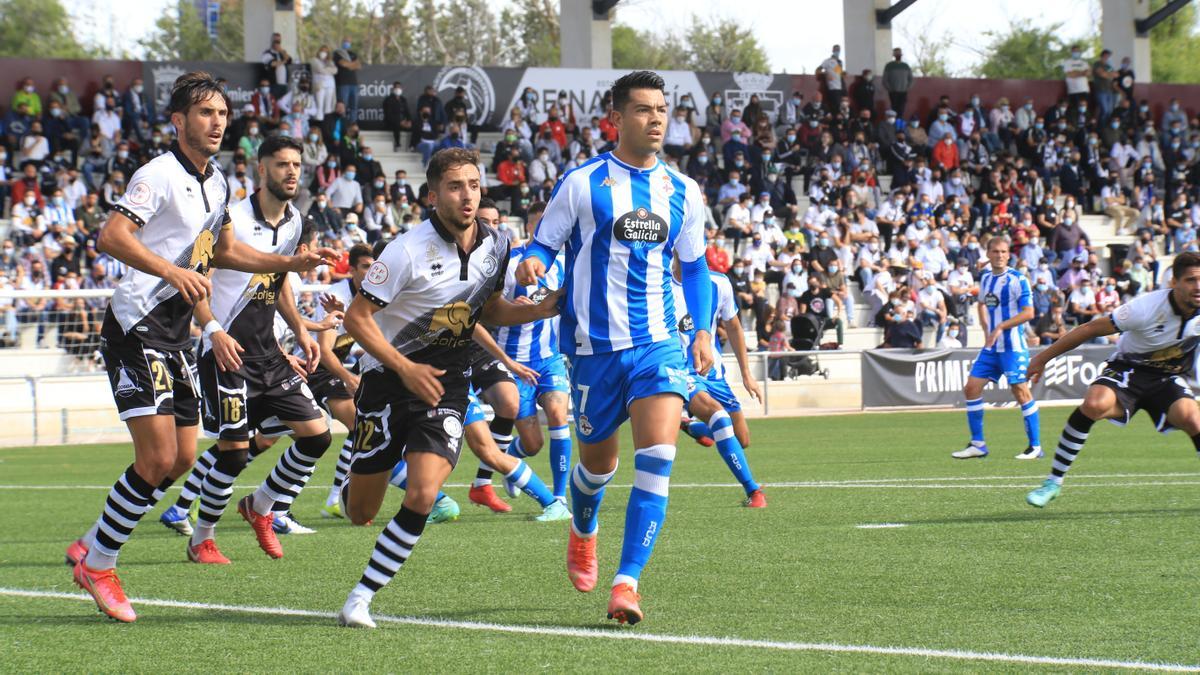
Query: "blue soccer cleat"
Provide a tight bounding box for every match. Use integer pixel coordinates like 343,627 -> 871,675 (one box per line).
159,505 -> 194,537
1026,479 -> 1061,508
427,495 -> 461,524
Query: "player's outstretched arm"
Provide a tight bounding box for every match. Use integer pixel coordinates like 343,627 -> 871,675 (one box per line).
1028,316 -> 1117,383
480,289 -> 561,327
722,314 -> 762,402
97,212 -> 210,303
344,294 -> 444,406
212,227 -> 337,274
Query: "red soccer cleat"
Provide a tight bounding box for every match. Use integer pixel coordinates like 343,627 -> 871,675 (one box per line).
187,538 -> 231,565
679,418 -> 714,447
73,560 -> 136,623
237,495 -> 283,559
744,489 -> 767,509
468,484 -> 512,513
606,583 -> 643,625
567,528 -> 598,592
65,538 -> 89,567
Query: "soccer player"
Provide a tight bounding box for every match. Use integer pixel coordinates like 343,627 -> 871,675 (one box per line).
188,134 -> 334,563
952,236 -> 1043,460
670,257 -> 767,508
68,72 -> 328,623
515,71 -> 714,625
493,202 -> 575,502
1025,253 -> 1200,507
335,148 -> 559,629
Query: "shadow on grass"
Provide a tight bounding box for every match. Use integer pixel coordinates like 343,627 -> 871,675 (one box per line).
905,506 -> 1200,526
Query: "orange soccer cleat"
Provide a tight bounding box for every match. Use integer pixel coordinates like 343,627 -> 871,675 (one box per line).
606,583 -> 643,625
237,495 -> 283,559
64,538 -> 89,567
468,484 -> 512,513
566,528 -> 598,592
187,538 -> 231,565
744,489 -> 767,509
73,560 -> 136,623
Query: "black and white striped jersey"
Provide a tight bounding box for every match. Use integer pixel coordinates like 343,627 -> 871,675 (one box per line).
200,192 -> 301,362
314,277 -> 358,363
1108,288 -> 1200,375
101,143 -> 230,350
358,214 -> 509,380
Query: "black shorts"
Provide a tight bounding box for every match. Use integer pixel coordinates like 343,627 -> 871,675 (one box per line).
100,332 -> 200,425
349,367 -> 468,474
199,351 -> 323,442
1094,361 -> 1195,433
468,345 -> 515,394
307,367 -> 353,410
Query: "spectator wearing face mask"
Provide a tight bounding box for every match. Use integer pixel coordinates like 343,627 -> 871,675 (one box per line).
307,193 -> 342,234
724,192 -> 753,254
362,194 -> 394,243
497,150 -> 527,212
706,234 -> 731,274
529,147 -> 558,186
662,107 -> 693,161
721,109 -> 751,145
1065,277 -> 1099,325
121,78 -> 153,144
227,159 -> 254,203
327,162 -> 364,215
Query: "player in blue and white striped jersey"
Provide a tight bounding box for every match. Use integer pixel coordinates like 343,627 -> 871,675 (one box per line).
953,236 -> 1043,460
491,203 -> 575,502
515,71 -> 714,625
670,258 -> 766,508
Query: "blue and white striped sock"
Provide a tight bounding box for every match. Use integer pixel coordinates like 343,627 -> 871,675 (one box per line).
966,397 -> 985,445
507,437 -> 529,458
709,410 -> 758,495
504,459 -> 555,507
569,462 -> 617,537
614,444 -> 676,591
1022,399 -> 1041,450
548,425 -> 572,499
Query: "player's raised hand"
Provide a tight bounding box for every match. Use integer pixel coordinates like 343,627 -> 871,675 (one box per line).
692,331 -> 715,376
516,257 -> 546,286
165,267 -> 211,305
289,248 -> 336,273
400,362 -> 445,407
211,330 -> 244,372
320,293 -> 346,315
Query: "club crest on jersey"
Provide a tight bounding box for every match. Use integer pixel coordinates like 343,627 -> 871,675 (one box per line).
481,254 -> 498,276
366,261 -> 389,285
660,174 -> 675,196
114,366 -> 142,397
442,414 -> 463,439
577,414 -> 594,436
614,207 -> 668,248
984,292 -> 1000,308
190,229 -> 216,271
426,242 -> 442,262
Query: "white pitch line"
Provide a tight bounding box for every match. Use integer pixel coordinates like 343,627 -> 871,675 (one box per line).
856,523 -> 908,529
0,587 -> 1194,672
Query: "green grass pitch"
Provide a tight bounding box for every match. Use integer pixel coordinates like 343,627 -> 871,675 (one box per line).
2,407 -> 1198,672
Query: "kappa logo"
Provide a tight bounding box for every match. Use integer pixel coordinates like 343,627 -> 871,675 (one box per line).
430,301 -> 472,337
190,229 -> 216,271
600,176 -> 618,188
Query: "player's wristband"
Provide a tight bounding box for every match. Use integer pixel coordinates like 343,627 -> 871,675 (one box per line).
203,320 -> 223,339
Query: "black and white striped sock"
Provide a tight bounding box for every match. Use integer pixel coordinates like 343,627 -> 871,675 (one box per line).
191,451 -> 246,545
1049,408 -> 1096,485
175,445 -> 217,511
84,465 -> 158,569
350,505 -> 428,602
326,439 -> 353,506
251,433 -> 329,515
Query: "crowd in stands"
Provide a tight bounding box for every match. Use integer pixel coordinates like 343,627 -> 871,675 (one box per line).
1,38 -> 1198,370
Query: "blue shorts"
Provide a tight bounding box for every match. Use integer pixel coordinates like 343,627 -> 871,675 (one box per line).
516,354 -> 571,420
969,349 -> 1030,385
686,373 -> 742,414
569,340 -> 690,443
465,389 -> 487,427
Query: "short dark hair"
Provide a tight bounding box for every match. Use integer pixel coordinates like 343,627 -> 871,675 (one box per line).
478,197 -> 498,211
371,240 -> 389,260
426,148 -> 480,187
610,70 -> 665,113
258,133 -> 303,161
527,201 -> 548,218
349,243 -> 374,268
167,71 -> 231,116
1172,252 -> 1200,279
299,217 -> 319,248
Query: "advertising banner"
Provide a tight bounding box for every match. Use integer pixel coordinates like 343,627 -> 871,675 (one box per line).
861,345 -> 1113,408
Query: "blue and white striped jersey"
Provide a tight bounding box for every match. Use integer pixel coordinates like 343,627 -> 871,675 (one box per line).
671,272 -> 738,380
979,267 -> 1032,353
534,153 -> 708,357
493,244 -> 565,363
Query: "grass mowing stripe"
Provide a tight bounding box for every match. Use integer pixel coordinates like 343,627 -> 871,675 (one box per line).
3,587 -> 1196,672
6,479 -> 1200,490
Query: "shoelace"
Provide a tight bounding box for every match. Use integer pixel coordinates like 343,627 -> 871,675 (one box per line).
91,568 -> 128,603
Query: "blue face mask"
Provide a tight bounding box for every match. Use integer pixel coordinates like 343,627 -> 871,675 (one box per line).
341,41 -> 351,50
363,154 -> 373,161
344,171 -> 356,181
1035,123 -> 1044,130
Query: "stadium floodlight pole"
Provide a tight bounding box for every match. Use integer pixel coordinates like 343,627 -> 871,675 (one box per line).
1135,0 -> 1193,35
875,0 -> 920,27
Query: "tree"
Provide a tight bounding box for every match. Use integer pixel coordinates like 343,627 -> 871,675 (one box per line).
1148,0 -> 1200,84
140,0 -> 244,62
684,16 -> 769,73
611,25 -> 687,71
973,20 -> 1073,80
502,0 -> 560,67
900,21 -> 954,77
0,0 -> 109,59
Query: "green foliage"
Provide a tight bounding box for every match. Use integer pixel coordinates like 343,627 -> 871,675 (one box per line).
611,24 -> 687,71
0,0 -> 108,59
974,20 -> 1073,80
613,16 -> 769,73
1148,0 -> 1200,84
140,0 -> 244,62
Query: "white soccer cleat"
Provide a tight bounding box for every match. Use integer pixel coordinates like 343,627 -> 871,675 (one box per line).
337,594 -> 376,629
1014,446 -> 1045,460
951,443 -> 989,459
